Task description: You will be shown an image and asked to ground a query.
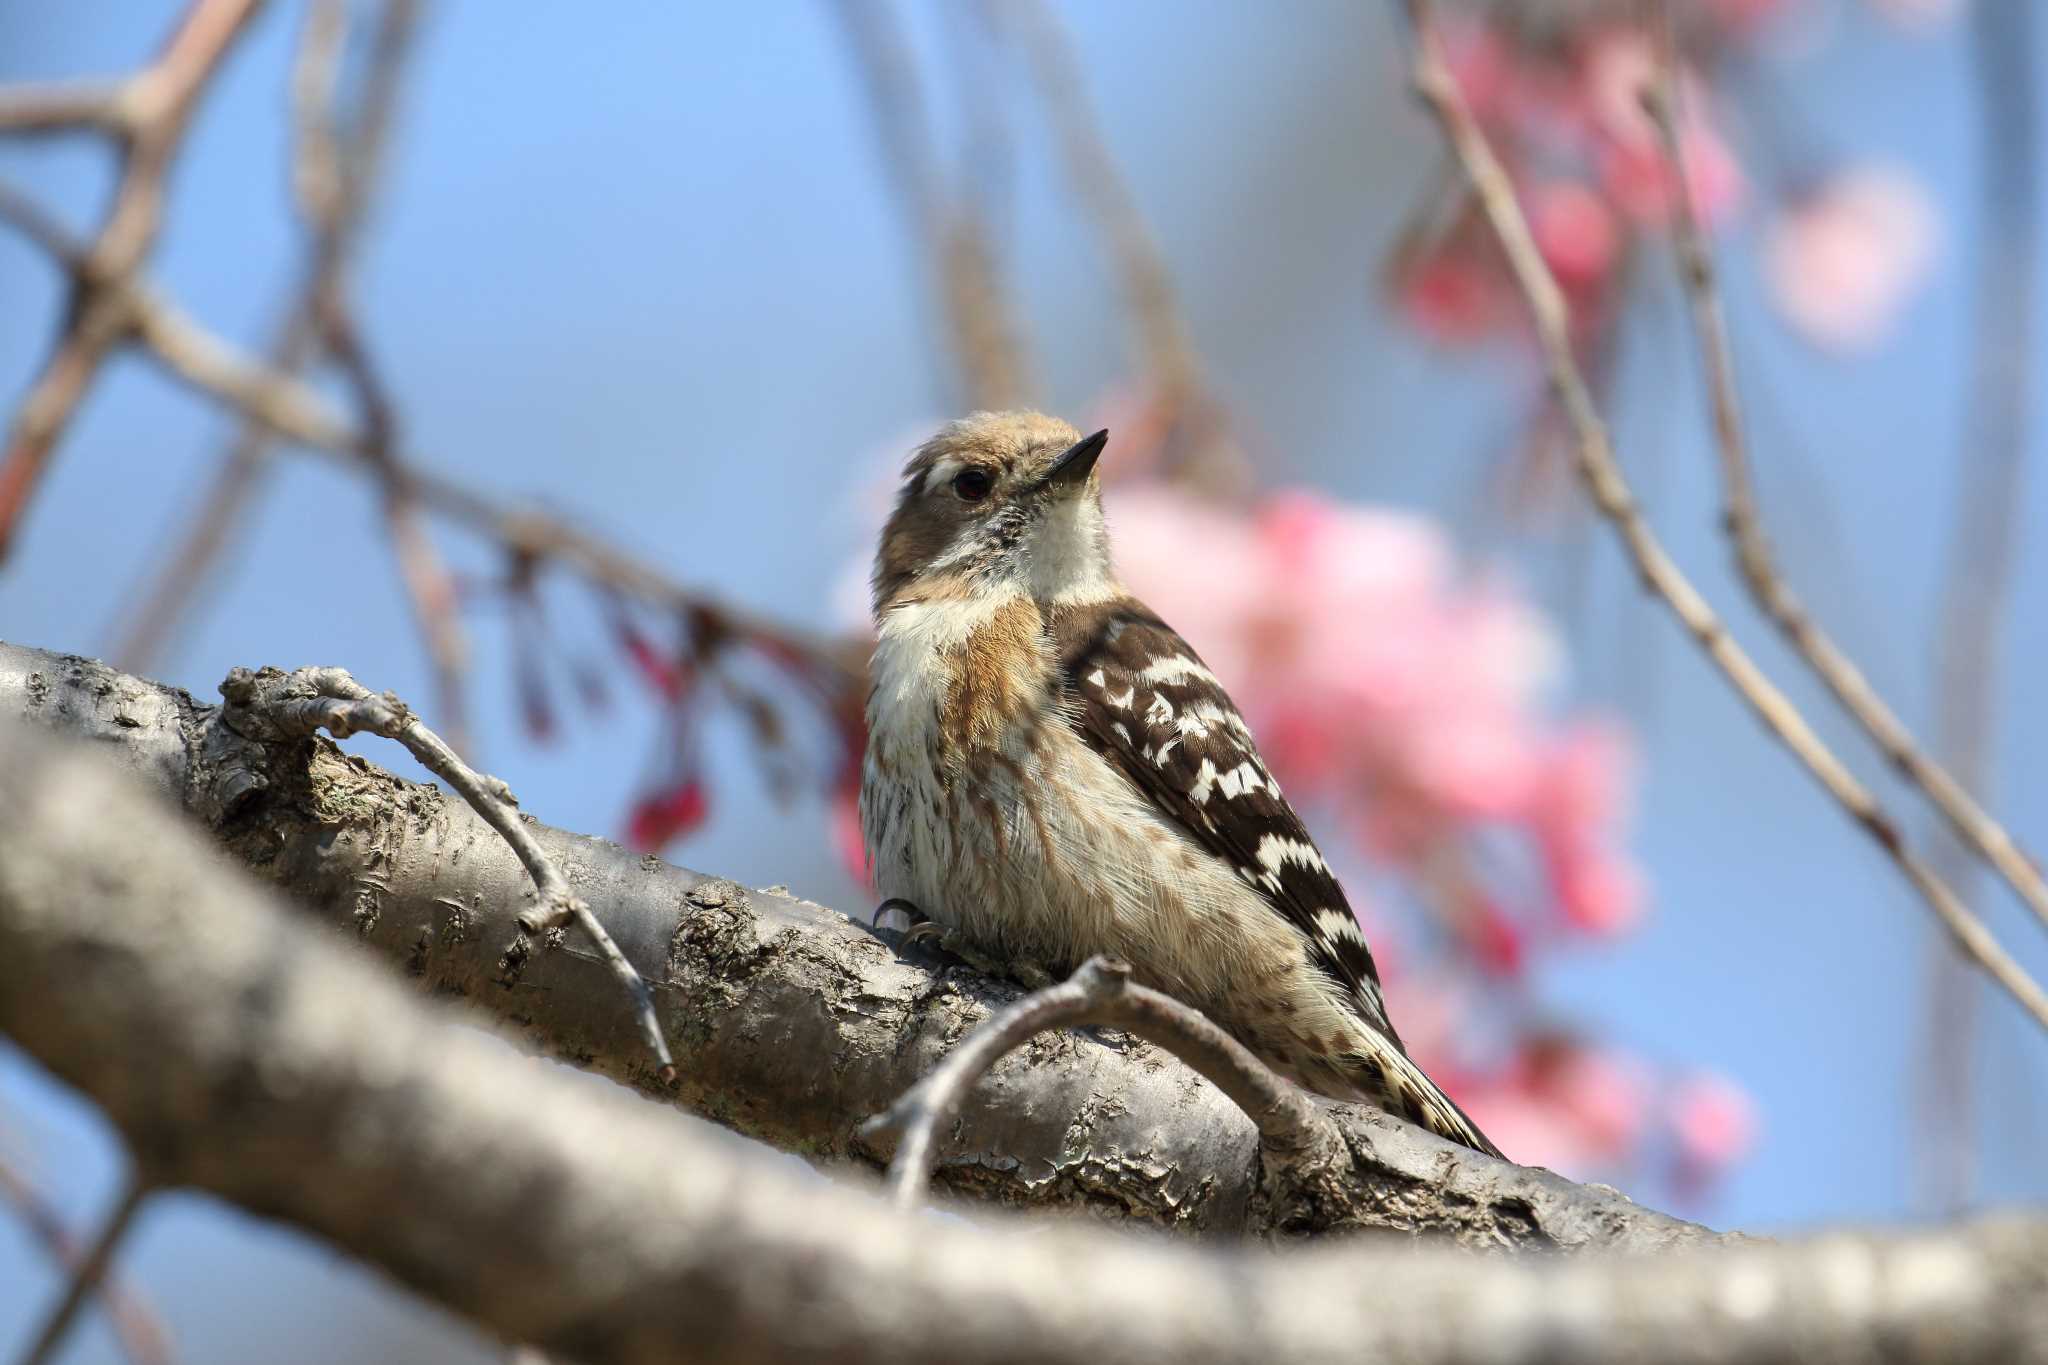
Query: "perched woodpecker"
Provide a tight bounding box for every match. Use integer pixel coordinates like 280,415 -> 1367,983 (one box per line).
860,411 -> 1501,1156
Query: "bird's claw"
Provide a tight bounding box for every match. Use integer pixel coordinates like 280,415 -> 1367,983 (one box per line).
871,897 -> 928,930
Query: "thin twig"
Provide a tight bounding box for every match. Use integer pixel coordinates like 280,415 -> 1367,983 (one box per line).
223,665 -> 678,1085
0,0 -> 266,562
829,0 -> 1031,409
292,0 -> 471,752
1642,7 -> 2048,947
16,1177 -> 151,1365
861,956 -> 1328,1210
0,1159 -> 173,1365
1916,0 -> 2039,1213
991,0 -> 1246,495
1401,0 -> 2048,1035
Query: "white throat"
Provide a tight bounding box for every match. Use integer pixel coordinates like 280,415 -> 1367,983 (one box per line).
1020,494 -> 1117,605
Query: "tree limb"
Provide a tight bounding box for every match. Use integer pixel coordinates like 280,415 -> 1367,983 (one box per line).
0,637 -> 1713,1249
3,715 -> 2046,1365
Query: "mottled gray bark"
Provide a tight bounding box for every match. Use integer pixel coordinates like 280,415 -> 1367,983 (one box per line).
0,638 -> 1712,1248
4,716 -> 2045,1365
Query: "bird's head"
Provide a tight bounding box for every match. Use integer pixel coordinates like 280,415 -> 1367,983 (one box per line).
871,411 -> 1114,616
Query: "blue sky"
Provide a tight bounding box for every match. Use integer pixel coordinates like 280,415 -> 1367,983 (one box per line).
4,3 -> 2047,1358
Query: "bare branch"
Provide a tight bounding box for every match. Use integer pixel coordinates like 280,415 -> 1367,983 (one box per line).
0,186 -> 850,701
1,639 -> 1716,1249
4,716 -> 2047,1365
220,663 -> 677,1084
1400,0 -> 2048,1037
16,1178 -> 151,1365
1916,0 -> 2039,1211
1641,8 -> 2048,953
0,82 -> 127,136
0,0 -> 266,561
0,1158 -> 173,1365
991,0 -> 1247,494
865,956 -> 1330,1210
830,0 -> 1032,409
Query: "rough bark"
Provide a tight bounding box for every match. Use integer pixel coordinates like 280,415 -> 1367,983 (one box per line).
0,638 -> 1712,1248
3,715 -> 2044,1365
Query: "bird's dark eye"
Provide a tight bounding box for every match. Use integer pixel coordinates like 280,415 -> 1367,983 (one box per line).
951,468 -> 993,502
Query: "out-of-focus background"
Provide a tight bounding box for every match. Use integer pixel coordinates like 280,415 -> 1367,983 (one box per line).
4,1 -> 2047,1359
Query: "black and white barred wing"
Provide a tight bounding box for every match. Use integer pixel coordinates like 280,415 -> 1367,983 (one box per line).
1050,596 -> 1400,1043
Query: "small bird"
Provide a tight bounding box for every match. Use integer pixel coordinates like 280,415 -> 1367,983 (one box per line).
860,411 -> 1501,1157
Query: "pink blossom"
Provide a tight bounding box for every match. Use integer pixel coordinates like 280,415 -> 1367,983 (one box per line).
1441,16 -> 1513,119
1554,1046 -> 1655,1159
1580,27 -> 1662,151
1767,165 -> 1939,352
1599,121 -> 1745,226
1670,1071 -> 1760,1173
627,779 -> 708,852
1398,252 -> 1511,344
1529,180 -> 1620,287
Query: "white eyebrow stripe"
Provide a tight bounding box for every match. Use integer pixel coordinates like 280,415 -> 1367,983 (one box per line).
922,457 -> 964,491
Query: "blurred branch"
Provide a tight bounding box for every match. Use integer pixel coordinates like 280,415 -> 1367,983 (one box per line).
1919,0 -> 2039,1214
1640,9 -> 2048,961
0,639 -> 1713,1250
104,0 -> 476,752
991,0 -> 1248,495
0,1159 -> 173,1365
293,0 -> 472,753
16,1178 -> 151,1365
7,716 -> 2048,1365
1402,0 -> 2048,1037
0,187 -> 856,706
0,0 -> 267,562
830,0 -> 1033,409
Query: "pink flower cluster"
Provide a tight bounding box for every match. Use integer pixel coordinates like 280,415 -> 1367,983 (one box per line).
1394,6 -> 1947,357
1396,19 -> 1746,346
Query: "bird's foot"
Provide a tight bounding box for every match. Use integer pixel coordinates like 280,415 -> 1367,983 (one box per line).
918,927 -> 1057,990
870,897 -> 928,931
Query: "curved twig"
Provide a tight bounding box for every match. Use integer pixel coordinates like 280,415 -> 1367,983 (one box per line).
221,664 -> 677,1084
1401,0 -> 2048,1036
862,955 -> 1329,1210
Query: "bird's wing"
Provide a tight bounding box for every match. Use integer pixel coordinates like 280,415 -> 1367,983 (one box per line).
1048,594 -> 1398,1043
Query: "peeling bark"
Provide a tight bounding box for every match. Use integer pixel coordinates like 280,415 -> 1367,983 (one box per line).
4,713 -> 2044,1365
0,638 -> 1719,1249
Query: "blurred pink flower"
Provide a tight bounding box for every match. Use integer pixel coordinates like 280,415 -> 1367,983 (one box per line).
1767,165 -> 1939,351
1670,1071 -> 1761,1173
1529,180 -> 1621,287
1599,122 -> 1745,227
1398,252 -> 1513,344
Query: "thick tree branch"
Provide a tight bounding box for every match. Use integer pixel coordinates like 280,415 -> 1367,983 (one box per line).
3,716 -> 2046,1365
0,637 -> 1711,1249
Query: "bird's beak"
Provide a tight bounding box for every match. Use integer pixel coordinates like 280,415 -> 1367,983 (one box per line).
1040,429 -> 1109,493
